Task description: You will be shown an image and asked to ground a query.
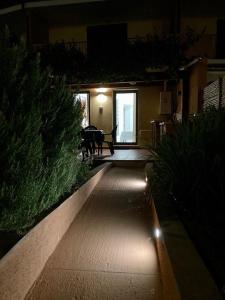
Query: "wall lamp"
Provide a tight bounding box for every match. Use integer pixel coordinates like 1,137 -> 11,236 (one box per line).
96,88 -> 107,113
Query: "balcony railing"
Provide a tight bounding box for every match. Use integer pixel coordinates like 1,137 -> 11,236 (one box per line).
33,40 -> 88,55
33,37 -> 150,56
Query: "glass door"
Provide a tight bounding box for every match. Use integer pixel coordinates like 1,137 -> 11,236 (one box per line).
114,91 -> 137,144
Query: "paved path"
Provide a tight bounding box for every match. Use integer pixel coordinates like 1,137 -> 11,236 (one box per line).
26,167 -> 162,300
94,149 -> 153,162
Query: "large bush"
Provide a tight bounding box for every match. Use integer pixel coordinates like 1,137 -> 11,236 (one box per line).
0,30 -> 86,233
151,108 -> 225,225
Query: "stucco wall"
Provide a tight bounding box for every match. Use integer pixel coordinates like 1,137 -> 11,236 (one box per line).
49,25 -> 87,43
181,17 -> 217,34
128,19 -> 167,37
182,17 -> 217,59
89,89 -> 113,134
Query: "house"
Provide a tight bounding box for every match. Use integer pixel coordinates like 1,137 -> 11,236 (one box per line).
1,0 -> 225,146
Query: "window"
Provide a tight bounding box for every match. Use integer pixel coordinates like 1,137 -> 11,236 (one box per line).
74,92 -> 90,128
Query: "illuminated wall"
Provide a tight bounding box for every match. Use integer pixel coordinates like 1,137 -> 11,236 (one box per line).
78,85 -> 169,146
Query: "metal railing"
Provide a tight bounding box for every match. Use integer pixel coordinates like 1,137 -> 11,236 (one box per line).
33,37 -> 150,56
33,40 -> 88,55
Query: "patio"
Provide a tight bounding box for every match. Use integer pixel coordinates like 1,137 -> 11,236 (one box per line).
25,166 -> 162,300
93,148 -> 153,163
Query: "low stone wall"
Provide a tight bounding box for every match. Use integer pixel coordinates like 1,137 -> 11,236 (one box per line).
0,163 -> 111,300
149,192 -> 222,300
150,201 -> 181,300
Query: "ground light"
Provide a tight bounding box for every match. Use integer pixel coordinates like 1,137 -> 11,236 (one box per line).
133,179 -> 147,189
154,228 -> 161,239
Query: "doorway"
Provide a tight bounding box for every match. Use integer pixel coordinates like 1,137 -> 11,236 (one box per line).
114,91 -> 137,144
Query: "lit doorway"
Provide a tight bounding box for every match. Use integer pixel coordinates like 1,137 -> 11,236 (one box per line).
114,91 -> 137,144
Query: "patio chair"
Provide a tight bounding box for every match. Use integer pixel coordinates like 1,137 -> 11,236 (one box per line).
84,125 -> 97,130
84,125 -> 97,154
80,129 -> 92,160
97,125 -> 117,155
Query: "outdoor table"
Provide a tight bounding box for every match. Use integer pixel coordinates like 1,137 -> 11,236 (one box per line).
82,129 -> 104,154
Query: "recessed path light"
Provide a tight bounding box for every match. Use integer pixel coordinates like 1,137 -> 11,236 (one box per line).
154,228 -> 161,239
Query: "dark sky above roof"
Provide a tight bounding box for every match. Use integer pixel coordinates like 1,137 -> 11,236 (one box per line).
1,0 -> 225,19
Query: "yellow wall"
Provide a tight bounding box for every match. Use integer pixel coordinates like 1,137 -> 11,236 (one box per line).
89,89 -> 113,134
181,17 -> 217,35
182,17 -> 217,59
128,20 -> 166,37
49,19 -> 167,43
185,34 -> 216,59
48,17 -> 218,58
78,85 -> 169,146
138,86 -> 165,146
49,25 -> 87,43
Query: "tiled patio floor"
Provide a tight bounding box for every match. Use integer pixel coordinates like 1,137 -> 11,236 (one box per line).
93,148 -> 153,162
26,167 -> 162,300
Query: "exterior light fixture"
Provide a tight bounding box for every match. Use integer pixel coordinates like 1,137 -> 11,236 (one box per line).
96,87 -> 107,93
97,93 -> 107,113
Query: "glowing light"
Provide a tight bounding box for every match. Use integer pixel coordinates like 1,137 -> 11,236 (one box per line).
145,176 -> 148,182
97,93 -> 107,107
133,180 -> 147,189
154,228 -> 161,239
96,87 -> 107,93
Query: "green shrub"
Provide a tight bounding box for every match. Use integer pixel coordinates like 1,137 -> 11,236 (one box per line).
151,108 -> 225,225
0,29 -> 87,233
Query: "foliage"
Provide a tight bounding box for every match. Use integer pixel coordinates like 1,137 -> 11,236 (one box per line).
38,42 -> 86,81
0,28 -> 87,234
138,27 -> 204,75
36,27 -> 204,83
150,108 -> 225,226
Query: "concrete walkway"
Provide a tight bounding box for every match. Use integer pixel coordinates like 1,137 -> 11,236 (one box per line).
26,167 -> 162,300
